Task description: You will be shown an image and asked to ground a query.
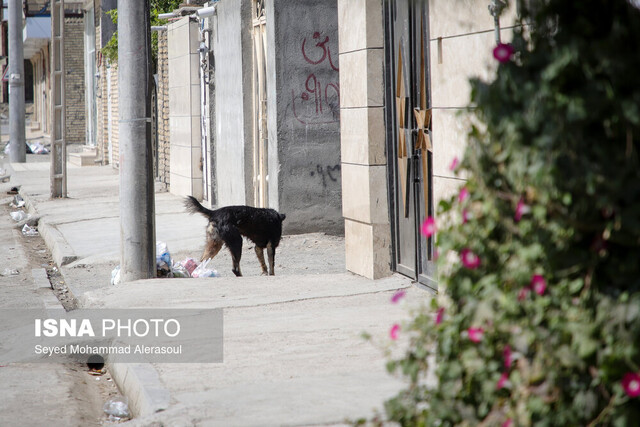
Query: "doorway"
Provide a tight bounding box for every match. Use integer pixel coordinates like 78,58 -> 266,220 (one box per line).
385,0 -> 436,290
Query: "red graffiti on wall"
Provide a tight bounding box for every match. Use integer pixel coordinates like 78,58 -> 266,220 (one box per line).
301,31 -> 339,71
292,31 -> 340,125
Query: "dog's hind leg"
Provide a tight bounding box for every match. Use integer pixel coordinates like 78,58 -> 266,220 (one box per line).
254,246 -> 269,275
202,223 -> 223,261
266,242 -> 276,276
220,224 -> 243,277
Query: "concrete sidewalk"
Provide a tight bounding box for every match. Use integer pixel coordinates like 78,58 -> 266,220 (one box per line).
7,160 -> 431,425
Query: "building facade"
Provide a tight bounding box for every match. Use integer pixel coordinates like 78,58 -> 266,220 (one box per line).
68,0 -> 518,284
337,0 -> 517,282
165,0 -> 343,235
23,2 -> 86,144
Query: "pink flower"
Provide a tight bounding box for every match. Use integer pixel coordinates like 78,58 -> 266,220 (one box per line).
420,216 -> 436,237
460,248 -> 481,269
503,345 -> 512,369
390,324 -> 401,341
502,419 -> 513,427
514,198 -> 527,222
531,274 -> 547,295
458,187 -> 470,203
391,290 -> 406,304
435,307 -> 445,325
467,327 -> 484,343
622,372 -> 640,398
493,43 -> 514,63
518,287 -> 530,301
496,372 -> 509,389
449,157 -> 460,172
462,209 -> 470,224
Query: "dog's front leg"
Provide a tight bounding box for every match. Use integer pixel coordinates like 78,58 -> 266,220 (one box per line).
254,247 -> 269,275
266,243 -> 276,276
220,224 -> 243,277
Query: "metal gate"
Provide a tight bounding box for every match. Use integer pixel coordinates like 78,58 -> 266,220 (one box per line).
385,0 -> 436,290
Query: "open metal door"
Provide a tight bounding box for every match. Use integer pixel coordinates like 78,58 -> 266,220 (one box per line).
385,0 -> 436,290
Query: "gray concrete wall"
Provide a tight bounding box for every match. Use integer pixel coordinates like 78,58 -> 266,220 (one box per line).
267,0 -> 342,235
212,0 -> 253,206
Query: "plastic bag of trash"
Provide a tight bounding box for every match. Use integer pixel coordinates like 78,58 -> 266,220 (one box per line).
191,258 -> 219,278
181,258 -> 199,276
10,211 -> 28,222
1,268 -> 19,277
27,142 -> 49,154
9,195 -> 25,208
103,396 -> 131,421
110,266 -> 121,285
156,241 -> 173,278
171,262 -> 190,278
21,224 -> 39,236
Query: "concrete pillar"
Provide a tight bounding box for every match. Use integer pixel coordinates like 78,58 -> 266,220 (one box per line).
337,0 -> 391,279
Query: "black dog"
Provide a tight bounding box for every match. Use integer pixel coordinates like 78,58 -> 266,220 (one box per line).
185,196 -> 286,276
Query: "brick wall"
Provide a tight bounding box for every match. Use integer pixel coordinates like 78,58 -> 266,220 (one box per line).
157,31 -> 170,188
95,23 -> 109,163
97,60 -> 108,162
96,59 -> 119,168
93,0 -> 121,168
108,62 -> 119,167
64,16 -> 86,145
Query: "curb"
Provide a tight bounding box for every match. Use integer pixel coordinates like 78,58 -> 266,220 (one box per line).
19,188 -> 78,267
37,220 -> 79,266
108,362 -> 171,417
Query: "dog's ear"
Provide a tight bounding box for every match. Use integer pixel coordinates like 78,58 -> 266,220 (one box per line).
279,213 -> 286,222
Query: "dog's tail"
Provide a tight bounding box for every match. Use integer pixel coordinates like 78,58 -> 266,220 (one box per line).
184,196 -> 215,217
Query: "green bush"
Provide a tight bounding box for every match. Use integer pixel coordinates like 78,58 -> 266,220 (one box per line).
100,1 -> 182,66
383,1 -> 640,425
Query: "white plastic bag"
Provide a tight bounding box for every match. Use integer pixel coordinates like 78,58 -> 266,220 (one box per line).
181,258 -> 199,276
191,258 -> 219,278
103,396 -> 130,420
10,211 -> 28,222
110,266 -> 121,285
156,241 -> 172,277
21,224 -> 39,236
171,262 -> 190,278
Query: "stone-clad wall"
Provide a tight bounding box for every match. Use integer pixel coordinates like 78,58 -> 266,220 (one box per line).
337,0 -> 389,279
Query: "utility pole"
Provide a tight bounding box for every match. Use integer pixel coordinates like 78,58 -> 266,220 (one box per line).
8,0 -> 25,163
50,0 -> 67,197
118,0 -> 156,282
